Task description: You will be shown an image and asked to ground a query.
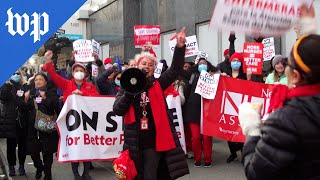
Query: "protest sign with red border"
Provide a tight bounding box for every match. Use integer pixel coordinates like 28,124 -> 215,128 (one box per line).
262,37 -> 275,61
202,76 -> 273,142
73,39 -> 94,62
243,42 -> 263,75
134,25 -> 160,47
195,71 -> 220,99
169,35 -> 199,57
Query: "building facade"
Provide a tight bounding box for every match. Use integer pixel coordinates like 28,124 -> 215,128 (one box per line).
71,0 -> 320,67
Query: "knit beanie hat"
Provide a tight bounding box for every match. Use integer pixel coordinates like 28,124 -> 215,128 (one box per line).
224,49 -> 229,56
271,55 -> 284,68
230,52 -> 244,62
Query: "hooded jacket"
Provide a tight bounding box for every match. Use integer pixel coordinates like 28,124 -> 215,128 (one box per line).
0,80 -> 28,138
243,95 -> 320,180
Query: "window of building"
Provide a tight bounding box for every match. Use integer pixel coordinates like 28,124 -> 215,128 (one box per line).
161,31 -> 176,67
197,23 -> 219,66
197,23 -> 245,67
152,40 -> 161,61
221,31 -> 245,59
100,43 -> 110,61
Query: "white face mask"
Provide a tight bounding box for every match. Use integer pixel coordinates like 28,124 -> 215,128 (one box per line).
74,72 -> 85,80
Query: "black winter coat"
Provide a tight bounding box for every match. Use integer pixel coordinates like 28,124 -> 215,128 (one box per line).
25,85 -> 59,154
113,46 -> 189,180
97,67 -> 118,95
183,72 -> 201,123
217,59 -> 231,75
179,70 -> 192,106
243,95 -> 320,180
0,81 -> 28,138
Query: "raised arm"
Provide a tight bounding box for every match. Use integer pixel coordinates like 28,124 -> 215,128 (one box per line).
97,67 -> 116,95
158,27 -> 186,90
229,32 -> 236,57
41,51 -> 69,91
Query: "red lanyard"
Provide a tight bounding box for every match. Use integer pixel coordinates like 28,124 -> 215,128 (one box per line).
141,92 -> 147,118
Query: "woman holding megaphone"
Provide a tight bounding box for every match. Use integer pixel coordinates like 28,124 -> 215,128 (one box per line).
113,27 -> 189,180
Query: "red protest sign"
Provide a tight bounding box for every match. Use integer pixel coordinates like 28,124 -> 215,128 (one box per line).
242,42 -> 263,75
202,76 -> 273,142
134,25 -> 160,47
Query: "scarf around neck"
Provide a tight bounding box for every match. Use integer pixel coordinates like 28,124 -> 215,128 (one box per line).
124,81 -> 176,152
268,83 -> 320,113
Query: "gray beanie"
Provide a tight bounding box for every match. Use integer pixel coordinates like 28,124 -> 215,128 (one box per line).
272,55 -> 284,68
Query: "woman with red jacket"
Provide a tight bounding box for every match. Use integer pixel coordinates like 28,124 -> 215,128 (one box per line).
42,50 -> 99,180
42,51 -> 99,102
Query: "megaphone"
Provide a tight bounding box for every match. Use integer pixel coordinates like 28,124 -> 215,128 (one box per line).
120,68 -> 147,96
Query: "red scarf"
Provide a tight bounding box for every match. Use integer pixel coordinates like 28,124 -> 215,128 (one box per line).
164,84 -> 179,97
268,83 -> 320,113
124,81 -> 176,152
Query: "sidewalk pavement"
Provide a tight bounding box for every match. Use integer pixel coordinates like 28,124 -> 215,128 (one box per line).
0,138 -> 246,180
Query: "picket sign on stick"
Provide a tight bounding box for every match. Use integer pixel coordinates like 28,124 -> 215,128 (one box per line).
243,42 -> 264,75
73,39 -> 94,62
195,71 -> 220,99
134,25 -> 160,47
169,35 -> 199,57
262,37 -> 275,61
92,39 -> 100,55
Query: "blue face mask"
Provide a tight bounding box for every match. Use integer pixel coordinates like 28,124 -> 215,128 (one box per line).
115,80 -> 121,87
198,64 -> 208,73
231,61 -> 241,70
11,74 -> 21,82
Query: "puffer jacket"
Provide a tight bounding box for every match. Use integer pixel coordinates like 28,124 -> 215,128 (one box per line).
183,72 -> 201,123
25,84 -> 59,154
113,46 -> 189,180
0,80 -> 28,138
42,62 -> 99,102
243,94 -> 320,180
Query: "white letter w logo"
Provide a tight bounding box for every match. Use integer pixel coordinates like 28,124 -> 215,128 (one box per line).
5,8 -> 49,43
